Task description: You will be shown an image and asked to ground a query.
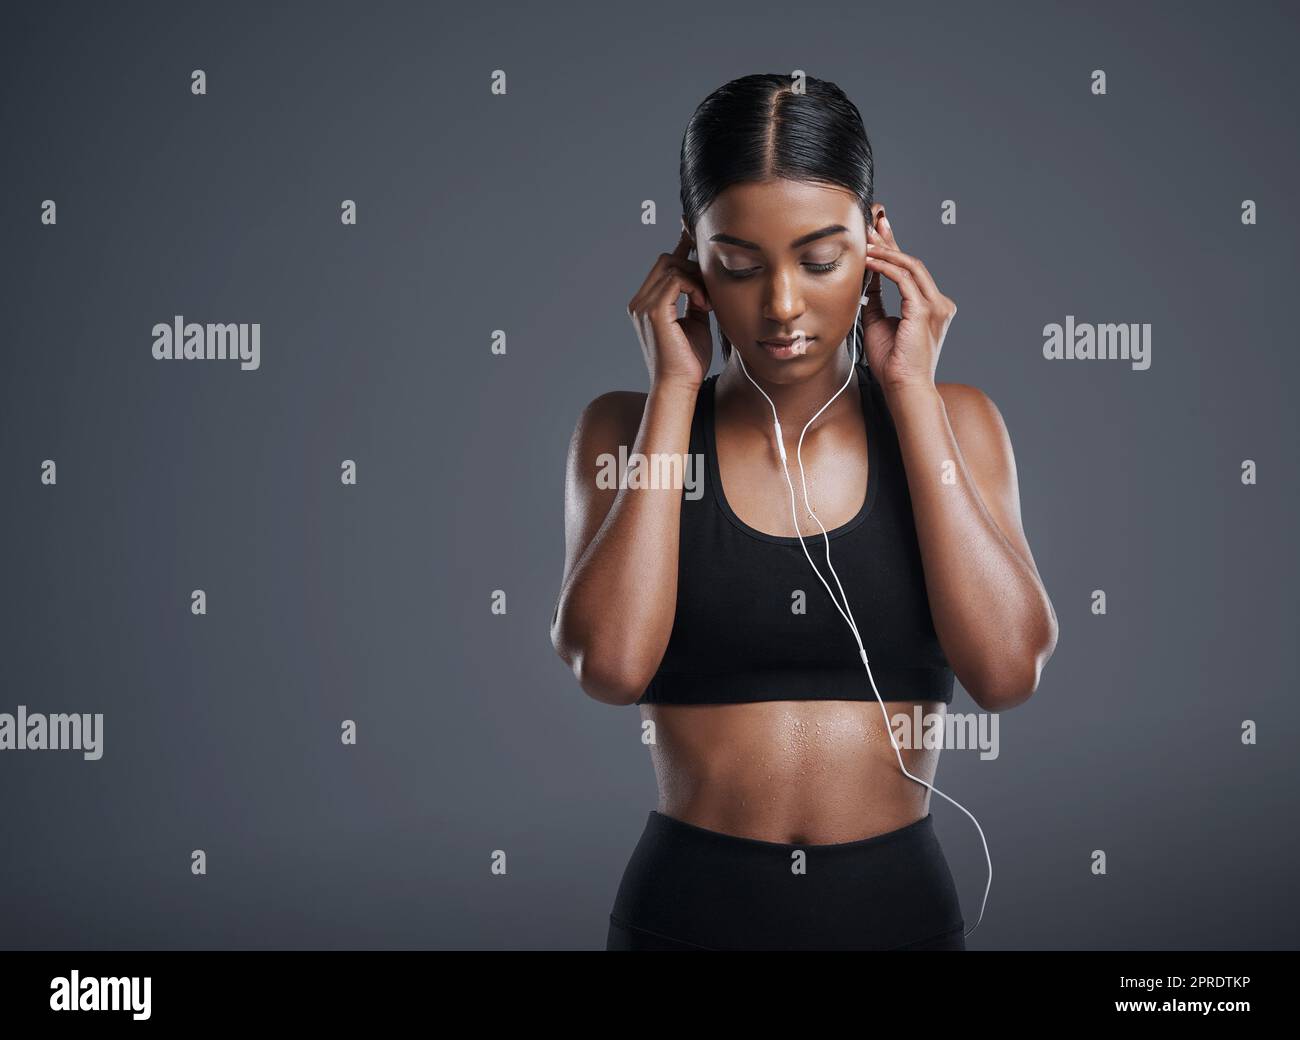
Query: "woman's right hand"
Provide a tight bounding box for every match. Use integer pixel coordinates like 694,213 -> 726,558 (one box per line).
626,228 -> 714,391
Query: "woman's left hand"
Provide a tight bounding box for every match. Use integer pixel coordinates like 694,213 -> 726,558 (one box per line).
861,215 -> 957,397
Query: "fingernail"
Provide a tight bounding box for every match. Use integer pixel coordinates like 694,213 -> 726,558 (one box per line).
882,215 -> 892,231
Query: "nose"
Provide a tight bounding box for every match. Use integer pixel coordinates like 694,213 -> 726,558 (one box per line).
762,268 -> 806,327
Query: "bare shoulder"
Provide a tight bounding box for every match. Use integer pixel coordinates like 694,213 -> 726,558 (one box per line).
934,382 -> 1014,462
567,389 -> 649,454
934,381 -> 1044,575
559,388 -> 651,584
934,380 -> 1001,417
580,388 -> 649,423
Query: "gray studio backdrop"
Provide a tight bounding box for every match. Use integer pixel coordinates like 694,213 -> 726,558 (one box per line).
2,0 -> 1296,950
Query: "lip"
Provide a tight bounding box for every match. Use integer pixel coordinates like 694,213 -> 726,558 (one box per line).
759,336 -> 815,358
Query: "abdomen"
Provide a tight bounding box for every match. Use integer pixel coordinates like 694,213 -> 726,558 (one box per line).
642,699 -> 946,844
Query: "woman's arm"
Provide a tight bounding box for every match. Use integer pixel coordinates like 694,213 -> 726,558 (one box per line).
888,380 -> 1059,712
856,214 -> 1057,711
550,380 -> 700,706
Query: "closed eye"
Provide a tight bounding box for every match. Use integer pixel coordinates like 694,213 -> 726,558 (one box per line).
722,258 -> 844,280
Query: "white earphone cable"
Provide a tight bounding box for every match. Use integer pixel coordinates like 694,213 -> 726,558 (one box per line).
729,289 -> 991,939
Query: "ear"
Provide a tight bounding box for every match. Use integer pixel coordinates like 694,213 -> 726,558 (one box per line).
867,203 -> 885,238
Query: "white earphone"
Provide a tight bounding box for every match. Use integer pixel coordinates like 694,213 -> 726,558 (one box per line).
728,271 -> 992,940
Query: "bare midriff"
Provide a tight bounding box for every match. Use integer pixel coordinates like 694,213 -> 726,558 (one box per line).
642,699 -> 946,844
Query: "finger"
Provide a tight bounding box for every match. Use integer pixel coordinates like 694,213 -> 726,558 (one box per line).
627,246 -> 703,315
652,266 -> 712,316
661,249 -> 710,309
880,213 -> 899,250
867,226 -> 942,303
673,227 -> 694,260
861,262 -> 887,322
869,218 -> 942,300
863,253 -> 927,316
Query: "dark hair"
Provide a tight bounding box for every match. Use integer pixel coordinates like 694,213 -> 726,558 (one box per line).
679,73 -> 875,362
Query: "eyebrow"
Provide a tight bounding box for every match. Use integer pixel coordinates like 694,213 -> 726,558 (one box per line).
708,224 -> 849,251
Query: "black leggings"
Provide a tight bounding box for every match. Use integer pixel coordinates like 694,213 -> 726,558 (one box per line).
607,810 -> 966,951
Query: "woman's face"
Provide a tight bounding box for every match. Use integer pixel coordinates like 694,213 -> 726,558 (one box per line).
688,178 -> 880,379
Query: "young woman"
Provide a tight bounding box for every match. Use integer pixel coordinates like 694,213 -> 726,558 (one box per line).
551,73 -> 1058,950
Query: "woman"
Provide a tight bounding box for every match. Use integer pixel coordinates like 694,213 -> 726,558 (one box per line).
551,73 -> 1058,950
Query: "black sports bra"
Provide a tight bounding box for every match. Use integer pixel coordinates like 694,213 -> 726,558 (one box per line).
637,360 -> 955,706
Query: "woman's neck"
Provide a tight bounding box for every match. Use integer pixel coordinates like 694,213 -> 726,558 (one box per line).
715,342 -> 861,436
